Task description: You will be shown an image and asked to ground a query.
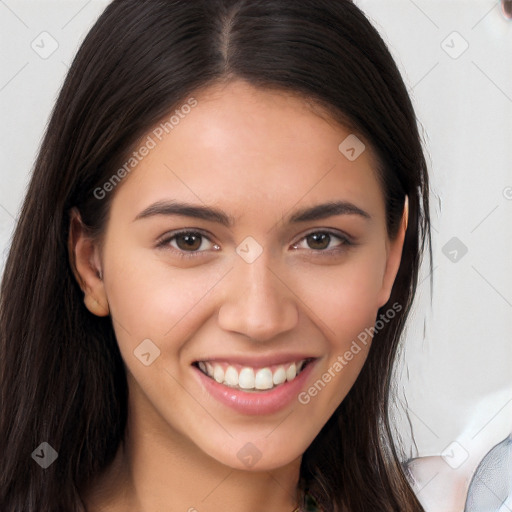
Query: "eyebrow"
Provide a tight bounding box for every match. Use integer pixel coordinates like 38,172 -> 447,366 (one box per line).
133,200 -> 371,226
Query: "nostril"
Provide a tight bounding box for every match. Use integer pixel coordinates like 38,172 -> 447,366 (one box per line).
502,0 -> 512,19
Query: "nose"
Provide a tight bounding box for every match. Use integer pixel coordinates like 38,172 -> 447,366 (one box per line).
217,252 -> 299,342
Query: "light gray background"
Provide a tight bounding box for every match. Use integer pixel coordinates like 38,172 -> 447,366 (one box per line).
1,1 -> 511,510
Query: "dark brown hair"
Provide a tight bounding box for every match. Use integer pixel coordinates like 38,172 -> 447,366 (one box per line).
0,1 -> 430,510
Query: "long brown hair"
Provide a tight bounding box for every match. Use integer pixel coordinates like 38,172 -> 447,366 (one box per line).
0,1 -> 430,510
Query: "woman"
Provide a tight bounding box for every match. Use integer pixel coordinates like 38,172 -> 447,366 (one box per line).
0,1 -> 431,510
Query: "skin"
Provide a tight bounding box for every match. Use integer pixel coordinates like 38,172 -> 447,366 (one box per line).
70,79 -> 407,512
407,456 -> 471,511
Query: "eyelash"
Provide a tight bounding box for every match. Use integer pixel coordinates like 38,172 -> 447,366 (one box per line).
156,229 -> 354,260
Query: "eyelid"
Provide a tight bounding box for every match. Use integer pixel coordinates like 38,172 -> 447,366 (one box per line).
156,229 -> 219,256
291,229 -> 354,251
296,228 -> 353,242
156,227 -> 355,258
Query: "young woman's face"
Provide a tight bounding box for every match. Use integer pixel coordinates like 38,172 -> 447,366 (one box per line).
79,80 -> 406,471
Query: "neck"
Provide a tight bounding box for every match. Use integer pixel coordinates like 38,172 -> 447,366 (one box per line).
82,380 -> 302,512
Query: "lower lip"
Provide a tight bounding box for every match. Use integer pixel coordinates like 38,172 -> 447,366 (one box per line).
192,360 -> 317,415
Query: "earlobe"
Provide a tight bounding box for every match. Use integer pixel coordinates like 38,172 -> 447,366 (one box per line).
83,293 -> 110,317
68,208 -> 110,317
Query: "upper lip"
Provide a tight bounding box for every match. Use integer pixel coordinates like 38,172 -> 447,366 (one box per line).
193,353 -> 318,368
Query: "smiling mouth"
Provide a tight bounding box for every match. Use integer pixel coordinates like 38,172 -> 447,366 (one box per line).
193,358 -> 314,392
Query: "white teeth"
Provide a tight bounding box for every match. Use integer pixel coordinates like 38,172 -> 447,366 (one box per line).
238,367 -> 255,389
197,359 -> 308,391
213,365 -> 224,383
254,368 -> 273,390
224,366 -> 238,386
286,363 -> 297,381
272,367 -> 287,385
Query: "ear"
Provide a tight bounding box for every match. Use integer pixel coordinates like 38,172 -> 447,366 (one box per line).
68,208 -> 110,317
377,196 -> 408,308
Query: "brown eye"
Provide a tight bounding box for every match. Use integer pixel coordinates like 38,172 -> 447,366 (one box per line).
157,230 -> 219,258
175,233 -> 203,251
291,230 -> 353,256
306,233 -> 331,250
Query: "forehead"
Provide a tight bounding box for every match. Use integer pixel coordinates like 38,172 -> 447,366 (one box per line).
109,80 -> 385,225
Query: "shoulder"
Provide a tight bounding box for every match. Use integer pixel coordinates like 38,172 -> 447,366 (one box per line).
404,456 -> 472,511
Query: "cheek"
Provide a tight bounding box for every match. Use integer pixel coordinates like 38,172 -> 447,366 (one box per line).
103,244 -> 226,347
298,271 -> 381,413
292,248 -> 386,411
296,246 -> 388,339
